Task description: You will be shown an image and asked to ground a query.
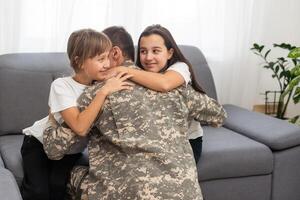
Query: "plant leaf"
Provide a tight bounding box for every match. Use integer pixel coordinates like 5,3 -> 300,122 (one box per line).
253,43 -> 259,49
275,65 -> 280,73
279,71 -> 286,79
281,76 -> 300,99
293,87 -> 300,104
288,47 -> 300,59
284,70 -> 291,79
292,59 -> 297,66
269,62 -> 275,70
277,57 -> 288,65
274,43 -> 296,50
251,43 -> 264,52
290,65 -> 300,76
264,49 -> 271,58
259,45 -> 264,52
289,115 -> 300,124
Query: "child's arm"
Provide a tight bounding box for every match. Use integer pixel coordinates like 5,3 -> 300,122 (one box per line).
60,73 -> 133,136
114,63 -> 189,92
43,113 -> 83,160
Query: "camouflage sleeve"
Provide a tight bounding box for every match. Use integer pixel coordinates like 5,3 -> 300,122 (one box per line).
67,165 -> 89,200
185,85 -> 227,127
43,82 -> 105,160
77,82 -> 104,112
43,115 -> 86,160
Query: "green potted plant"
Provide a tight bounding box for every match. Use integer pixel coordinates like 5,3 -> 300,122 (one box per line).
251,43 -> 300,124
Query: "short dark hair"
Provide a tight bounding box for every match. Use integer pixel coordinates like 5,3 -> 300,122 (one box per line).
67,28 -> 111,72
136,24 -> 205,93
102,26 -> 135,61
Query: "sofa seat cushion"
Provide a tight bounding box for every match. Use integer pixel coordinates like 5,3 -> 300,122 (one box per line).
0,134 -> 89,186
0,135 -> 24,186
197,127 -> 273,181
0,168 -> 22,200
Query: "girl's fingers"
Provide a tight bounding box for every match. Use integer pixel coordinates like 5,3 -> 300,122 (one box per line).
120,86 -> 133,90
104,71 -> 117,80
120,74 -> 134,81
121,81 -> 134,86
115,72 -> 133,81
116,71 -> 127,79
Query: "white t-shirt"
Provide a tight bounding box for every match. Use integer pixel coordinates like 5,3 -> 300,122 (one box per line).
22,77 -> 87,143
167,62 -> 203,139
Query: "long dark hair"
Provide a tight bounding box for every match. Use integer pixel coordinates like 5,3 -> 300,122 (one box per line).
136,24 -> 205,93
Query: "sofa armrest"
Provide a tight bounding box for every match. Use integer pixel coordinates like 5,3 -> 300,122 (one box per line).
0,168 -> 22,200
223,104 -> 300,150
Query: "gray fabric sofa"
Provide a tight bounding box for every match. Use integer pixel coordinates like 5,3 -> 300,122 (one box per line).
0,45 -> 299,200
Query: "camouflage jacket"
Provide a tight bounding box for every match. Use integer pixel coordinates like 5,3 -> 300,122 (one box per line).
44,71 -> 226,200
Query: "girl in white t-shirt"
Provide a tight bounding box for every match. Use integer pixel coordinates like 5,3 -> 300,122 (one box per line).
112,24 -> 205,164
20,29 -> 133,200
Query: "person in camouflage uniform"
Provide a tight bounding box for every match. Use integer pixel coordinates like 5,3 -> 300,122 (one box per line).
43,27 -> 227,200
45,76 -> 226,200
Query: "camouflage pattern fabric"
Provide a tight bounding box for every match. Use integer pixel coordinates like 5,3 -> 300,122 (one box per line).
43,114 -> 88,160
76,79 -> 226,200
43,65 -> 226,200
66,165 -> 89,200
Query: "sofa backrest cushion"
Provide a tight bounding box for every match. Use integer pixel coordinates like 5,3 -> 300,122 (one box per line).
0,46 -> 217,136
0,53 -> 72,135
179,45 -> 217,100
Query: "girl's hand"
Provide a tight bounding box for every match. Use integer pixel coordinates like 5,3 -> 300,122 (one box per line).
104,66 -> 129,80
100,72 -> 134,96
103,69 -> 117,80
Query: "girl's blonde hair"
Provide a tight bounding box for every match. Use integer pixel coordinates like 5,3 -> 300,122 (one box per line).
67,28 -> 111,72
